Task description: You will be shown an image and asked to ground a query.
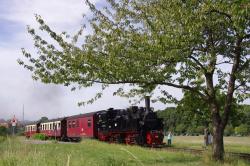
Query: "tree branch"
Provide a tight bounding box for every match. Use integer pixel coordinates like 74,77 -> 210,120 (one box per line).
222,37 -> 243,128
189,55 -> 207,72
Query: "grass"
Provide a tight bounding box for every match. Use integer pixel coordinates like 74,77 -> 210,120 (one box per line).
169,136 -> 250,153
0,136 -> 6,143
0,137 -> 200,166
0,137 -> 249,166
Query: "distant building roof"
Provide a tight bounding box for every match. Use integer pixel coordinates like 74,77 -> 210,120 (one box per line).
0,122 -> 9,128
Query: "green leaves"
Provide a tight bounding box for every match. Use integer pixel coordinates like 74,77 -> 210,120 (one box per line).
19,0 -> 249,107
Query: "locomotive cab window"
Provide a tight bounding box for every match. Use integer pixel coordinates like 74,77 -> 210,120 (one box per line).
87,119 -> 91,127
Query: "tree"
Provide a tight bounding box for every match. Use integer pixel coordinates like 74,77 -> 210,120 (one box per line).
39,117 -> 48,122
157,107 -> 178,133
18,0 -> 250,160
176,91 -> 211,127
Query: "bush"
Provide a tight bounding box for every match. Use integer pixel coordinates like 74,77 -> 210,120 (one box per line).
32,133 -> 47,140
195,126 -> 205,134
175,124 -> 186,134
224,125 -> 234,136
0,126 -> 8,136
234,124 -> 249,136
186,127 -> 195,135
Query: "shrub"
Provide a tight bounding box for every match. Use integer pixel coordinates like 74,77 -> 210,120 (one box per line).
0,126 -> 8,136
32,133 -> 47,140
195,126 -> 205,134
186,127 -> 195,135
224,125 -> 234,136
175,124 -> 186,135
234,124 -> 249,136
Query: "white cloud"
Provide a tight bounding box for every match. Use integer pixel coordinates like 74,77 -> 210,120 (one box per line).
0,0 -> 97,29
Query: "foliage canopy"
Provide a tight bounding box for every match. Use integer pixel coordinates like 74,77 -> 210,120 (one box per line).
19,0 -> 249,105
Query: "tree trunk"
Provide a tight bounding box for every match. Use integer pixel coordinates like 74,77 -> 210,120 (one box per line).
212,124 -> 224,160
211,104 -> 225,161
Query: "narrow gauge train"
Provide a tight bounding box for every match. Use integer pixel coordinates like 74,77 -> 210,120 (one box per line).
25,98 -> 164,146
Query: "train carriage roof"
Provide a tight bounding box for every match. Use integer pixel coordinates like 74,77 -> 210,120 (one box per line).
25,122 -> 39,126
66,112 -> 98,120
40,117 -> 66,124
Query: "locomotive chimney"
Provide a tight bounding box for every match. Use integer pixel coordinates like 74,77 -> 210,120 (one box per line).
145,96 -> 150,112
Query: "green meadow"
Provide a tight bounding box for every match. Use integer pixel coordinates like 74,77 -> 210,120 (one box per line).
0,136 -> 249,166
171,136 -> 250,153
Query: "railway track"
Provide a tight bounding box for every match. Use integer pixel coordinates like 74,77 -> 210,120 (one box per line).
160,146 -> 250,161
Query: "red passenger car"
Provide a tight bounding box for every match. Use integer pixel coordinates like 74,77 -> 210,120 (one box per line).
40,118 -> 67,139
66,113 -> 97,141
25,123 -> 40,138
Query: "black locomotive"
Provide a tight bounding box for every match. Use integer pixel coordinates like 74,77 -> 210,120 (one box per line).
96,97 -> 164,145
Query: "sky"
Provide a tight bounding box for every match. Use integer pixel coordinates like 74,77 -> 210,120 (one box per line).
0,0 -> 179,121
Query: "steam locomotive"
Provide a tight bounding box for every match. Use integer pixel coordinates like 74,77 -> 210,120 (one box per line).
25,97 -> 164,146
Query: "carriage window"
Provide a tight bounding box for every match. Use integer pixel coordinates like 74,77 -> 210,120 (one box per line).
87,119 -> 91,127
68,121 -> 71,128
53,123 -> 55,130
72,121 -> 76,128
50,123 -> 52,130
76,120 -> 79,127
58,123 -> 61,129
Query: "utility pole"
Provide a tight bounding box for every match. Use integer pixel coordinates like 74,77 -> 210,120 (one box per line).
22,104 -> 24,126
